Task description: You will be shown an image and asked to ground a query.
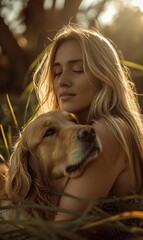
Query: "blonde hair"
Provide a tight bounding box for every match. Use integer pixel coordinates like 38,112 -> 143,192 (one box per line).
34,23 -> 143,192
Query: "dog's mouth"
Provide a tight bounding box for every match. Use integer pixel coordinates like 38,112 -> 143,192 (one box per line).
66,143 -> 100,174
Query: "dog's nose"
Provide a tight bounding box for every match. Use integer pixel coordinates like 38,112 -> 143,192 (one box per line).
77,127 -> 96,142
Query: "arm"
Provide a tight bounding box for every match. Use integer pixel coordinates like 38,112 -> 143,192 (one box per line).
55,120 -> 127,220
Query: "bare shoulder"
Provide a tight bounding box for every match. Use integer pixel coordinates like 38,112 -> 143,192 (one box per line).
55,118 -> 129,220
92,117 -> 130,162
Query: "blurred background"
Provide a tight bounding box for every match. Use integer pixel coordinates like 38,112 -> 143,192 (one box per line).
0,0 -> 143,159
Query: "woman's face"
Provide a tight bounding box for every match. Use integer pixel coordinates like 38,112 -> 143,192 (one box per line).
53,39 -> 97,123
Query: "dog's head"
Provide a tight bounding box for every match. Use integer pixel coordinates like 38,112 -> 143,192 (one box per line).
5,111 -> 102,202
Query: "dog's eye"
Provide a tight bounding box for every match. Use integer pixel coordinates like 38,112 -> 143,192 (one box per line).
44,127 -> 57,137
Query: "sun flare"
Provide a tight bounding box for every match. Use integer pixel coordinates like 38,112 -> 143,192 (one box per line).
130,0 -> 143,11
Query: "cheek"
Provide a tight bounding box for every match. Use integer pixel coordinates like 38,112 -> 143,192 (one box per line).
36,142 -> 55,170
53,83 -> 57,96
85,72 -> 100,91
79,82 -> 95,99
36,140 -> 67,169
53,82 -> 59,104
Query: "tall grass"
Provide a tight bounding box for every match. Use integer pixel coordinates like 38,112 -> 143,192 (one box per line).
0,195 -> 143,239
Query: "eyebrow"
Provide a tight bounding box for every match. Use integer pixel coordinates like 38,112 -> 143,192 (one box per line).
53,59 -> 83,67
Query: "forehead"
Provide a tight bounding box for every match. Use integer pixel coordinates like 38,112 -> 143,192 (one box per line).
24,111 -> 76,148
54,39 -> 83,63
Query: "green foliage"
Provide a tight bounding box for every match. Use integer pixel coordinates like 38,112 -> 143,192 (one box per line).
0,87 -> 37,161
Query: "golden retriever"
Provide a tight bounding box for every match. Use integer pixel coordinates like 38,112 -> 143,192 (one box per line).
4,110 -> 102,220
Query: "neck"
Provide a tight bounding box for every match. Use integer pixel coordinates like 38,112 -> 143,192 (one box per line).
74,110 -> 89,124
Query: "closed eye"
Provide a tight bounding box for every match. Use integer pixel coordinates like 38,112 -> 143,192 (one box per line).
73,70 -> 83,74
44,126 -> 57,138
54,72 -> 62,77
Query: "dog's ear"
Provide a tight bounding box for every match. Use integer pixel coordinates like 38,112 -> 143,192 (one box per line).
5,143 -> 32,199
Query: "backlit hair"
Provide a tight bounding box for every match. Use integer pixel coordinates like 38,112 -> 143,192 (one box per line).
34,23 -> 143,192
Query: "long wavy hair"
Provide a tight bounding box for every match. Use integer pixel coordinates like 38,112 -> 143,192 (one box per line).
34,23 -> 143,193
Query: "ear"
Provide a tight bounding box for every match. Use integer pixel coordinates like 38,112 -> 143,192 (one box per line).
5,143 -> 32,199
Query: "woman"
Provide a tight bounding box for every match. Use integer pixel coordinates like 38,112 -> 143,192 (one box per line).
33,23 -> 143,221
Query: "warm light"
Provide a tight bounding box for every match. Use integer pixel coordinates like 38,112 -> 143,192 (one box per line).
17,36 -> 28,48
130,0 -> 143,11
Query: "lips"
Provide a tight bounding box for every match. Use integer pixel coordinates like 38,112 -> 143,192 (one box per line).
59,92 -> 76,101
59,92 -> 76,98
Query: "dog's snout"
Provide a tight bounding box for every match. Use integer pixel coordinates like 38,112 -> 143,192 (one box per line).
77,127 -> 96,142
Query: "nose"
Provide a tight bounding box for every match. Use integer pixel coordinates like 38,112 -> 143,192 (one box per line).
77,127 -> 96,142
59,71 -> 72,87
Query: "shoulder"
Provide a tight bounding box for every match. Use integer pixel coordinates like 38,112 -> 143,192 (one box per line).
55,118 -> 130,220
92,117 -> 130,140
91,117 -> 129,164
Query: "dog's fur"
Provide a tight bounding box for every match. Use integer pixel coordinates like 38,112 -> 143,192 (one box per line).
0,160 -> 8,196
4,110 -> 102,219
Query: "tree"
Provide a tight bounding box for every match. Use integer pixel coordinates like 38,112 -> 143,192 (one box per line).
0,0 -> 83,93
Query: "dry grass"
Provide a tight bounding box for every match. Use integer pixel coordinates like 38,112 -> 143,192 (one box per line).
0,195 -> 143,240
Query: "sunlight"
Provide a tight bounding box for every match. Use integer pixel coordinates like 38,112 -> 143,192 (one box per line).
79,0 -> 96,8
120,0 -> 143,12
79,0 -> 143,27
80,0 -> 143,12
130,0 -> 143,11
98,2 -> 117,25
